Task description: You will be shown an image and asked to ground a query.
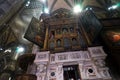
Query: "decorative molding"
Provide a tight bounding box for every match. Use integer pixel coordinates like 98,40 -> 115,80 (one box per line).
33,46 -> 111,80
34,51 -> 50,63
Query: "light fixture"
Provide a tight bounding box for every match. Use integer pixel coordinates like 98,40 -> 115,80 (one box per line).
25,1 -> 30,7
4,49 -> 11,53
73,5 -> 82,13
16,46 -> 25,53
26,4 -> 29,6
41,0 -> 46,3
0,48 -> 3,50
108,5 -> 118,10
9,77 -> 11,80
85,7 -> 92,11
112,5 -> 118,9
90,8 -> 92,10
41,11 -> 43,14
44,8 -> 49,14
108,7 -> 111,10
108,3 -> 120,10
27,1 -> 30,4
85,8 -> 88,10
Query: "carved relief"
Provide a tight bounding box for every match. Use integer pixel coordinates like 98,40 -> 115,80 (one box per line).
34,51 -> 49,62
80,63 -> 101,79
50,8 -> 73,19
88,46 -> 107,59
36,64 -> 47,73
33,46 -> 111,80
35,64 -> 47,80
48,65 -> 57,80
98,68 -> 112,79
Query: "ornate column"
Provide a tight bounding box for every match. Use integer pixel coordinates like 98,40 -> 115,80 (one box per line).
88,46 -> 112,80
34,51 -> 49,80
44,27 -> 49,50
47,64 -> 64,80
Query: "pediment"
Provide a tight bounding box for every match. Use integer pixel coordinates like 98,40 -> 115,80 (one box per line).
46,8 -> 74,20
51,8 -> 73,18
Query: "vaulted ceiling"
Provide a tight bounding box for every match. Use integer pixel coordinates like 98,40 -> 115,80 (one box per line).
48,0 -> 75,12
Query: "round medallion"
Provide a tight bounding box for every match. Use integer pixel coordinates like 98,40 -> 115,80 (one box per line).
88,69 -> 93,73
51,72 -> 55,76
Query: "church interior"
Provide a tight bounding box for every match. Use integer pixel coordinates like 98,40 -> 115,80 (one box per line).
0,0 -> 120,80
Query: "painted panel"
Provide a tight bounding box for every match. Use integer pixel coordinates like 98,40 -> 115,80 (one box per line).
24,17 -> 45,48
